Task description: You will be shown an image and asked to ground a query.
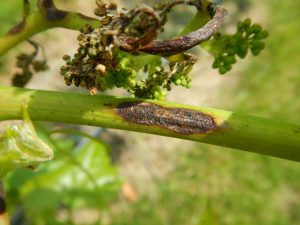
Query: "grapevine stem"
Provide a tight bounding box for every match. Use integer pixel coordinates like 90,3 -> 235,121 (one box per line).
0,86 -> 300,162
0,0 -> 226,58
0,2 -> 101,57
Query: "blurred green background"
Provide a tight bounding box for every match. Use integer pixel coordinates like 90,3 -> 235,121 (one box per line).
1,0 -> 300,224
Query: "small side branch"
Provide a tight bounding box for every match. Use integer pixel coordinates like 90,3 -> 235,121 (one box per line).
23,0 -> 30,19
138,6 -> 226,55
116,1 -> 227,56
0,1 -> 101,57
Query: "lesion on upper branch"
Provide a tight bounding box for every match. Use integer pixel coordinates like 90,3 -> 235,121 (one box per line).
116,0 -> 227,56
0,0 -> 101,57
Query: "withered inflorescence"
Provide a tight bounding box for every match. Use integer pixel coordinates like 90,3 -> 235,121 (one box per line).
60,0 -> 222,99
13,40 -> 49,87
60,0 -> 266,99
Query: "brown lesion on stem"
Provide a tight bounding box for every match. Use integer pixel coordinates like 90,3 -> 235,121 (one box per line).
38,0 -> 100,22
6,0 -> 100,36
138,5 -> 227,56
116,102 -> 217,135
156,0 -> 202,26
8,21 -> 26,35
6,0 -> 30,35
38,0 -> 68,21
118,1 -> 227,56
6,0 -> 80,35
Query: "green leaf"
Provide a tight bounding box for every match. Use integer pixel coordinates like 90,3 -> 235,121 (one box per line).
23,188 -> 61,220
180,0 -> 213,35
0,105 -> 53,178
5,137 -> 120,222
15,138 -> 119,206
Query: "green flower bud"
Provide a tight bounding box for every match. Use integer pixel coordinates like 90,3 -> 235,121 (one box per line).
237,43 -> 249,58
175,79 -> 182,85
212,59 -> 221,68
243,18 -> 252,29
224,55 -> 236,64
250,47 -> 262,56
251,24 -> 262,33
181,79 -> 187,86
256,30 -> 269,40
237,21 -> 245,32
219,66 -> 228,75
227,47 -> 237,55
251,40 -> 265,50
62,55 -> 71,61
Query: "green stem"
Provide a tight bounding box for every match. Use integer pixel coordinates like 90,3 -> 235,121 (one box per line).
0,9 -> 100,57
0,86 -> 300,162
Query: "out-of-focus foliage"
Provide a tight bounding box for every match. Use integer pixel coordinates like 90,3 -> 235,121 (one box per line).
107,144 -> 300,225
230,0 -> 300,123
1,0 -> 300,225
197,201 -> 220,225
5,135 -> 120,224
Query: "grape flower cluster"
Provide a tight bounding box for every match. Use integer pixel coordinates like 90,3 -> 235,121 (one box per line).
59,0 -> 267,99
60,0 -> 198,99
210,18 -> 268,74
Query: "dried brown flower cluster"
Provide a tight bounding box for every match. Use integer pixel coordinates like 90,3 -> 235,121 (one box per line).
60,0 -> 226,99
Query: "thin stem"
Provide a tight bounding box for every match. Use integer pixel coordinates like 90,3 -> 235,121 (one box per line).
119,1 -> 227,56
0,0 -> 225,58
0,86 -> 300,162
137,4 -> 227,55
23,0 -> 30,19
0,4 -> 101,57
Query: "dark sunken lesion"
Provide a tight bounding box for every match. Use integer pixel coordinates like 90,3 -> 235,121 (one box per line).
116,102 -> 217,135
8,21 -> 26,34
45,8 -> 68,21
137,4 -> 227,56
7,0 -> 67,35
40,0 -> 67,21
41,0 -> 55,8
